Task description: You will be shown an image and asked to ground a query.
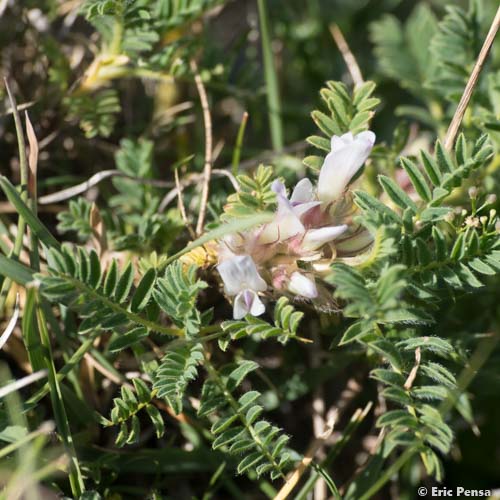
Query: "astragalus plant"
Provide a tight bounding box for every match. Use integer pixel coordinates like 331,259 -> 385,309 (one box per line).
0,0 -> 500,499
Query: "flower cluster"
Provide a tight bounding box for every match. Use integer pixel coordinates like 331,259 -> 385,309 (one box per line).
217,131 -> 376,319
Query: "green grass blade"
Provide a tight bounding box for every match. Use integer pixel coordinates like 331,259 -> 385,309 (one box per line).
257,0 -> 283,151
35,294 -> 85,496
0,254 -> 35,285
232,111 -> 249,177
24,331 -> 100,410
22,287 -> 45,371
0,176 -> 59,249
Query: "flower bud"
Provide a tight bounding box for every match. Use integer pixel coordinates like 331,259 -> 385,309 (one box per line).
287,272 -> 318,299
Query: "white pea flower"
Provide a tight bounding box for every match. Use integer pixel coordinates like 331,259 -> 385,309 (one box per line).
317,131 -> 376,204
258,180 -> 317,244
287,272 -> 318,299
215,130 -> 377,314
216,255 -> 267,319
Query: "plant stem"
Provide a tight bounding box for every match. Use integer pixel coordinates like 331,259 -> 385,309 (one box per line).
109,3 -> 124,56
35,295 -> 85,497
257,0 -> 283,151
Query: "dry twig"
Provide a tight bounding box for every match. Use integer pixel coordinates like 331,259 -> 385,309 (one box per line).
404,347 -> 421,390
444,6 -> 500,150
158,168 -> 238,212
191,59 -> 213,235
275,414 -> 336,500
38,170 -> 174,205
329,24 -> 364,87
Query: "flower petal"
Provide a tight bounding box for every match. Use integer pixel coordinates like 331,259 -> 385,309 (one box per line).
301,225 -> 348,251
318,131 -> 376,203
217,255 -> 267,296
233,290 -> 265,319
258,186 -> 306,244
249,291 -> 266,316
335,228 -> 373,255
288,272 -> 318,299
331,131 -> 353,152
293,201 -> 321,218
290,178 -> 314,204
271,179 -> 287,198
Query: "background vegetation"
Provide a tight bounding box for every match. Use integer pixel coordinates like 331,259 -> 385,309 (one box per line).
0,0 -> 500,498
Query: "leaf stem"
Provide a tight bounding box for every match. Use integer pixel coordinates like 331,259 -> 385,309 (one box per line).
63,274 -> 183,336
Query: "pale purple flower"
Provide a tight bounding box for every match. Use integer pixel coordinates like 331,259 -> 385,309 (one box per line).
317,131 -> 375,204
217,255 -> 267,319
233,289 -> 266,319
